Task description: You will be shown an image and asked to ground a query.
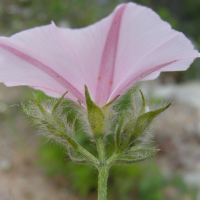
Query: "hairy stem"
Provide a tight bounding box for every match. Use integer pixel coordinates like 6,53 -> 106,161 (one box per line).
96,135 -> 108,199
98,164 -> 109,200
107,153 -> 119,167
96,136 -> 106,163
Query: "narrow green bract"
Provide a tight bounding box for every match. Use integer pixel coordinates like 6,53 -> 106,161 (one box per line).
85,85 -> 105,136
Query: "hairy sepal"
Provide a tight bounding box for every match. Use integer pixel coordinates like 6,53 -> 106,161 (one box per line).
85,85 -> 105,137
115,149 -> 159,165
121,103 -> 171,152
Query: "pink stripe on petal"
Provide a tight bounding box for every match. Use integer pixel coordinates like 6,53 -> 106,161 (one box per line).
107,60 -> 177,103
0,44 -> 85,103
95,4 -> 127,106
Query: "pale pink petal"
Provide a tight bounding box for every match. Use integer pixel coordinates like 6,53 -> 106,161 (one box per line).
57,5 -> 126,105
58,3 -> 198,106
0,36 -> 85,103
30,86 -> 68,98
107,3 -> 199,103
109,59 -> 194,101
0,2 -> 199,107
140,71 -> 160,81
94,5 -> 126,106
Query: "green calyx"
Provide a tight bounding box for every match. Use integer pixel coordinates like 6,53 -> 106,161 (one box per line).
85,85 -> 105,136
23,87 -> 173,200
23,92 -> 100,167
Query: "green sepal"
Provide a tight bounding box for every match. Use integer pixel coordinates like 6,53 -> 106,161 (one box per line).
52,91 -> 68,115
123,120 -> 135,133
133,103 -> 171,137
116,113 -> 125,152
46,123 -> 60,137
51,92 -> 68,133
58,130 -> 79,149
21,103 -> 41,121
68,148 -> 91,165
121,103 -> 171,151
115,149 -> 159,165
118,89 -> 140,141
139,89 -> 146,114
103,95 -> 120,109
68,121 -> 82,162
35,94 -> 67,132
130,89 -> 135,110
85,85 -> 105,136
21,102 -> 28,114
127,148 -> 159,155
35,97 -> 48,116
53,115 -> 66,133
70,119 -> 76,139
58,130 -> 99,166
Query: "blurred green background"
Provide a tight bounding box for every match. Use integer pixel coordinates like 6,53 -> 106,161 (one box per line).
0,0 -> 200,200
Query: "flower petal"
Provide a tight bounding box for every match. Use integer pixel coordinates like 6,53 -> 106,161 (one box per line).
107,3 -> 199,102
58,3 -> 199,106
94,4 -> 126,106
57,5 -> 127,106
0,2 -> 199,107
0,24 -> 85,103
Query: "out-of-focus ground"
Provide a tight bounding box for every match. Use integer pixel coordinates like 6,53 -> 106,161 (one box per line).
0,81 -> 200,200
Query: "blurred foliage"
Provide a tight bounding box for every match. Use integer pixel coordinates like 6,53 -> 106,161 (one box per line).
38,140 -> 198,199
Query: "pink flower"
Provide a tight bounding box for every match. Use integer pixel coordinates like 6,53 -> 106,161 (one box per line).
0,3 -> 199,107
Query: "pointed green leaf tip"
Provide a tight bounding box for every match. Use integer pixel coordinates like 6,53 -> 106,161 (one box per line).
85,85 -> 105,136
103,95 -> 120,108
136,102 -> 170,133
115,149 -> 159,165
52,91 -> 68,115
122,103 -> 171,150
116,113 -> 125,151
134,103 -> 171,136
35,97 -> 48,116
135,102 -> 171,138
33,92 -> 68,133
139,89 -> 146,114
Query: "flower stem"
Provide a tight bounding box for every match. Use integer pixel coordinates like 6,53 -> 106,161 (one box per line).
96,135 -> 108,199
98,164 -> 109,200
96,136 -> 106,163
107,152 -> 119,167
